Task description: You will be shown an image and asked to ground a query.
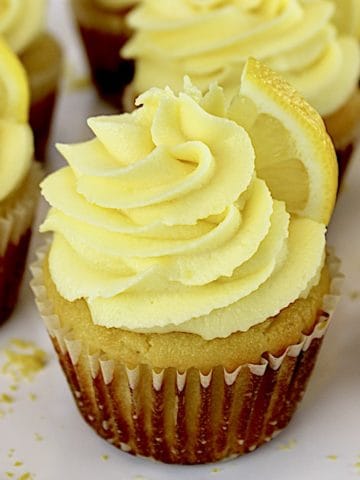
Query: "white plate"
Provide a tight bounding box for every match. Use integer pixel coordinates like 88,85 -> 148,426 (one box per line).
1,2 -> 360,478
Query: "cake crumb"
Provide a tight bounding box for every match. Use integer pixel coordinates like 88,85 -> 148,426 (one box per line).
34,433 -> 43,442
326,454 -> 338,461
18,474 -> 33,480
101,454 -> 109,461
278,439 -> 297,451
349,291 -> 360,301
1,339 -> 47,382
211,467 -> 221,474
14,461 -> 23,467
5,473 -> 14,478
0,393 -> 14,404
29,393 -> 37,402
8,448 -> 15,458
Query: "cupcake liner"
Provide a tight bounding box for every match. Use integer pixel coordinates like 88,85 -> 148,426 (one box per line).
31,246 -> 342,464
71,0 -> 135,109
20,33 -> 63,162
0,163 -> 43,324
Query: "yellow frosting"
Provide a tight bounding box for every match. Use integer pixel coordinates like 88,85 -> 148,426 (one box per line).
0,0 -> 46,54
123,0 -> 360,116
330,0 -> 360,39
0,119 -> 33,202
41,79 -> 326,339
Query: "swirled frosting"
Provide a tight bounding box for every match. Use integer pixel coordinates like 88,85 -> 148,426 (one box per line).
123,0 -> 360,116
40,78 -> 327,339
0,0 -> 46,54
0,119 -> 33,202
330,0 -> 360,39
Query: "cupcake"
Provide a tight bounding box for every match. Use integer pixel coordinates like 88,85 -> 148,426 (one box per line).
330,0 -> 360,40
32,58 -> 341,464
123,0 -> 360,184
70,0 -> 139,108
0,39 -> 42,325
0,0 -> 62,161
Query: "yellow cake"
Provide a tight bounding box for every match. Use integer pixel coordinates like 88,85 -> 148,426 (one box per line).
32,58 -> 340,464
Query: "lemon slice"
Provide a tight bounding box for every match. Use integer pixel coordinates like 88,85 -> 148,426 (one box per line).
0,37 -> 29,122
230,57 -> 337,225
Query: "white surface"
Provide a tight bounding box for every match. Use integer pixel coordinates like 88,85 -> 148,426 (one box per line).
1,1 -> 360,478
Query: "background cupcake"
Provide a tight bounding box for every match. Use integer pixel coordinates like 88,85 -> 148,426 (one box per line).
0,0 -> 62,161
123,0 -> 360,184
330,0 -> 360,40
0,39 -> 42,325
70,0 -> 139,109
33,58 -> 340,464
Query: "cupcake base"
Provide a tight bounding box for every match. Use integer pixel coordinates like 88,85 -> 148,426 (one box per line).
0,229 -> 32,325
71,0 -> 134,110
31,248 -> 341,464
0,163 -> 42,325
20,33 -> 62,162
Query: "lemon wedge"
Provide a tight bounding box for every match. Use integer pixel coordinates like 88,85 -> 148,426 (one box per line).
230,57 -> 338,225
0,37 -> 29,122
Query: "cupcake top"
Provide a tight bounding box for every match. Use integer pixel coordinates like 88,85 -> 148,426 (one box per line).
123,0 -> 360,117
0,39 -> 33,203
330,0 -> 360,39
0,0 -> 46,54
40,58 -> 337,340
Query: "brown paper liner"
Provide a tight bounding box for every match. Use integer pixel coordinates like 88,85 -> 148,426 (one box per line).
71,0 -> 135,110
0,163 -> 43,325
20,33 -> 63,162
31,246 -> 342,464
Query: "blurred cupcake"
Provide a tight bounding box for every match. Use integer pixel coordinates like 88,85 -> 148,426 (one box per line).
0,39 -> 42,325
0,0 -> 62,161
32,58 -> 341,464
330,0 -> 360,39
123,0 -> 360,184
70,0 -> 139,108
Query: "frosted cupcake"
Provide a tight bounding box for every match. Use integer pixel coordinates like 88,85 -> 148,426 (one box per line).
32,58 -> 341,464
71,0 -> 139,108
0,40 -> 42,325
330,0 -> 360,39
123,0 -> 360,183
1,0 -> 62,160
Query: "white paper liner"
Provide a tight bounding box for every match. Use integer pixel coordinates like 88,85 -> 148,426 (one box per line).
30,245 -> 343,463
0,163 -> 43,256
31,243 -> 342,387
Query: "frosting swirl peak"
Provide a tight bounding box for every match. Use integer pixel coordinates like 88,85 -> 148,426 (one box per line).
41,78 -> 326,339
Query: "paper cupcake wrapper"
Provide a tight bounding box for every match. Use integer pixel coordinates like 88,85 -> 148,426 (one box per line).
31,246 -> 342,464
0,163 -> 43,324
71,0 -> 134,109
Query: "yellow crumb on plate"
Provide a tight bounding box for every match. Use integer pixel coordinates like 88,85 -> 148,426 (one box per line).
349,290 -> 360,300
101,454 -> 109,461
326,454 -> 338,460
17,474 -> 33,480
278,439 -> 297,451
1,339 -> 47,382
0,393 -> 15,404
34,433 -> 43,442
